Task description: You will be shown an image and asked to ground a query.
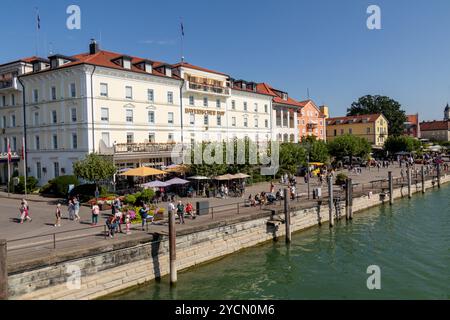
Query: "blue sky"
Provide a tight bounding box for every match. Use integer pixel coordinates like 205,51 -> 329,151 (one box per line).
2,0 -> 450,121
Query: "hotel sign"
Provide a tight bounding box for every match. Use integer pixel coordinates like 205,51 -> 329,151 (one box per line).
185,108 -> 225,116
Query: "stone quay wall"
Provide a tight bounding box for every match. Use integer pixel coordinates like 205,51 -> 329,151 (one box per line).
8,174 -> 450,300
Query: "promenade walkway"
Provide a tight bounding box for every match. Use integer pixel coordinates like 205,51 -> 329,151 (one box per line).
1,164 -> 442,271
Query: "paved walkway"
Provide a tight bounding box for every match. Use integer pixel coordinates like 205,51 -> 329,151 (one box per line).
2,163 -> 442,268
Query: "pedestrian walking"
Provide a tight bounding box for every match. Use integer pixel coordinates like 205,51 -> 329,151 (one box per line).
19,200 -> 32,224
115,209 -> 124,233
177,201 -> 185,224
168,200 -> 176,221
139,204 -> 149,231
68,199 -> 75,221
106,215 -> 118,238
125,213 -> 132,235
91,203 -> 100,226
73,198 -> 81,222
55,203 -> 62,227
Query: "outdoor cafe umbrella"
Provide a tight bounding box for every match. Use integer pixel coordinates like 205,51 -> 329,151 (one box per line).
166,178 -> 190,186
215,174 -> 235,181
231,173 -> 251,179
119,167 -> 166,177
188,176 -> 209,194
141,180 -> 169,188
164,164 -> 188,174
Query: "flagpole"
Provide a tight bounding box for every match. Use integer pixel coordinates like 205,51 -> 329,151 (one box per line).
180,18 -> 184,62
23,136 -> 27,198
35,7 -> 40,56
7,138 -> 11,198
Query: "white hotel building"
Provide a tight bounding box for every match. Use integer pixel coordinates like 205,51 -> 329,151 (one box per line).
0,41 -> 305,185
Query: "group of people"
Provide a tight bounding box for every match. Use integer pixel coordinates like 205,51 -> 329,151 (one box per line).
168,200 -> 195,225
53,196 -> 81,227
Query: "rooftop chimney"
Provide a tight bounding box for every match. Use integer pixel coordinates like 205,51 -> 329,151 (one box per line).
89,39 -> 99,55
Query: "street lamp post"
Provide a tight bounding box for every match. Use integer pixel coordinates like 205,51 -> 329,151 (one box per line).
307,153 -> 310,200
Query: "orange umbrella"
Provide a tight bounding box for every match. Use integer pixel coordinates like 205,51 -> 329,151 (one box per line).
119,167 -> 165,177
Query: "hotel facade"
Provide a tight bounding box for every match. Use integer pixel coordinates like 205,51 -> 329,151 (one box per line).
326,114 -> 389,147
0,41 -> 326,185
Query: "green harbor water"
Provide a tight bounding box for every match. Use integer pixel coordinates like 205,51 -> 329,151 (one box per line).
108,185 -> 450,300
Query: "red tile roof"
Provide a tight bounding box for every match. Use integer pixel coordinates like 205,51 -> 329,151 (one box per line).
21,50 -> 173,79
231,82 -> 276,97
172,62 -> 229,77
0,56 -> 42,67
405,114 -> 419,125
420,120 -> 450,131
327,114 -> 383,125
262,83 -> 303,108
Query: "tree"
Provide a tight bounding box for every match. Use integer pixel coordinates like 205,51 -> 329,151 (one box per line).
347,95 -> 407,136
73,153 -> 116,185
328,134 -> 372,164
300,136 -> 329,164
279,143 -> 307,175
384,136 -> 421,155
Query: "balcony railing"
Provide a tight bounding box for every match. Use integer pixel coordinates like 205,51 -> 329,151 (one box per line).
112,143 -> 179,154
187,82 -> 230,95
306,122 -> 318,129
0,80 -> 13,90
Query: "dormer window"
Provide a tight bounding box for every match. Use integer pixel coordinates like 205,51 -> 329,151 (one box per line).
112,56 -> 133,69
31,59 -> 49,72
123,59 -> 131,69
48,55 -> 77,69
282,93 -> 288,101
134,60 -> 153,74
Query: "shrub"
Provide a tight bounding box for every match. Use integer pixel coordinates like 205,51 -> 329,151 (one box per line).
137,189 -> 155,204
40,175 -> 79,197
9,176 -> 39,194
54,175 -> 79,196
124,194 -> 137,205
69,184 -> 108,202
335,173 -> 348,186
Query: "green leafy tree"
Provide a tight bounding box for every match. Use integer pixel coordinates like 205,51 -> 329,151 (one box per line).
73,153 -> 116,185
279,143 -> 307,175
383,136 -> 421,155
300,136 -> 329,164
347,95 -> 407,136
328,134 -> 372,164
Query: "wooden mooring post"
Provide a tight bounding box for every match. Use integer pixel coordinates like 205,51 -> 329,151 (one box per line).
168,210 -> 177,286
0,239 -> 7,300
345,178 -> 353,220
388,171 -> 394,205
437,164 -> 441,188
421,166 -> 425,194
284,189 -> 291,243
328,176 -> 334,228
407,166 -> 412,199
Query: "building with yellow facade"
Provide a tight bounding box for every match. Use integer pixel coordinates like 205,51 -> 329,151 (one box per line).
326,114 -> 388,147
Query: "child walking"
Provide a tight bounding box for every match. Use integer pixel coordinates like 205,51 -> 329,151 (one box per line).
55,204 -> 62,227
91,204 -> 100,226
